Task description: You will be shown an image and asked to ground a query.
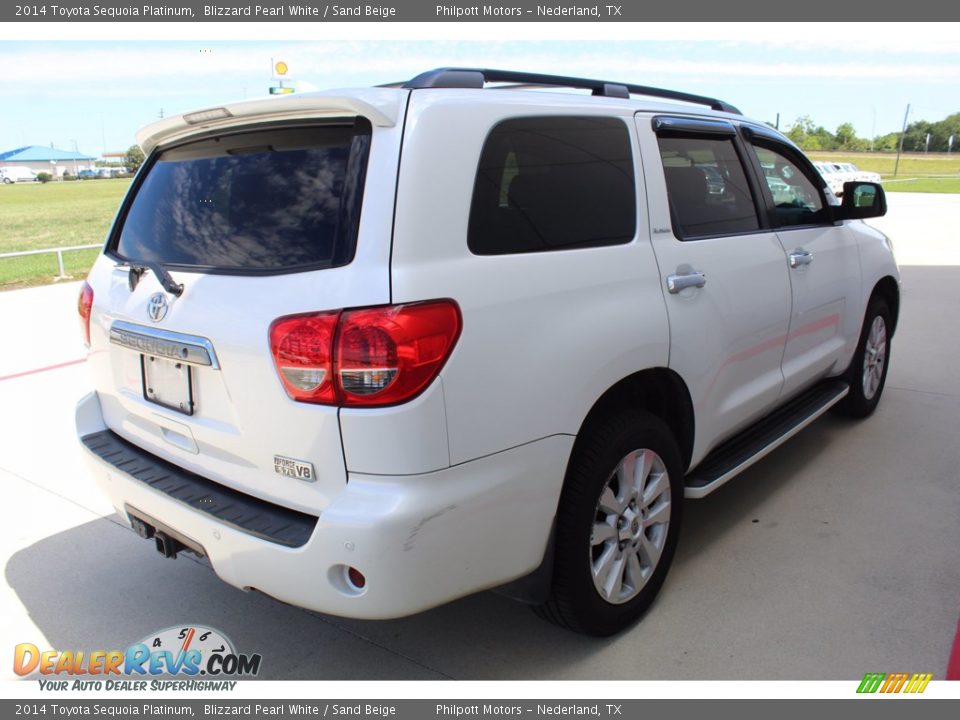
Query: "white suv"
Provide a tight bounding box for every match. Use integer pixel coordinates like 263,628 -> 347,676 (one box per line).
76,69 -> 899,636
812,160 -> 847,196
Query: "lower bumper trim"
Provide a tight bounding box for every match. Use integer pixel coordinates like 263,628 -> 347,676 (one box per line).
81,429 -> 317,548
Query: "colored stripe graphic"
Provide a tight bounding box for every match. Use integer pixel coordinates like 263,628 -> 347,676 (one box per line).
881,672 -> 909,693
857,671 -> 932,694
904,673 -> 933,693
857,673 -> 886,693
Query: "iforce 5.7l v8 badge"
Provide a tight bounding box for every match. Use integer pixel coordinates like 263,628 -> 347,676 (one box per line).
273,455 -> 315,482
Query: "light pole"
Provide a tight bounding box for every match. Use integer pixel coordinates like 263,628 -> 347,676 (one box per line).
894,104 -> 910,178
72,140 -> 81,175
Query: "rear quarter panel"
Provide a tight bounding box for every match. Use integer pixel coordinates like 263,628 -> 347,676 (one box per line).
390,91 -> 670,465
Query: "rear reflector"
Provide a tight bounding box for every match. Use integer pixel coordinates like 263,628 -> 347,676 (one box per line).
269,301 -> 461,408
78,281 -> 94,347
347,566 -> 366,590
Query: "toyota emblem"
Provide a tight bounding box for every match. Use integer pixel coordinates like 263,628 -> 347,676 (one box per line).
147,293 -> 168,322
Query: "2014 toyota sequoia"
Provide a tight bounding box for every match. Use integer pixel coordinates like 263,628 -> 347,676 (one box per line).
76,69 -> 899,636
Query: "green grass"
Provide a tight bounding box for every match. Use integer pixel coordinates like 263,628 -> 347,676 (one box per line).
0,248 -> 101,289
806,151 -> 960,179
0,178 -> 130,289
806,152 -> 960,193
881,177 -> 960,193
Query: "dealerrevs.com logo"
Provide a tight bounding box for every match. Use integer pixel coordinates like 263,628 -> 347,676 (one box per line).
14,626 -> 261,690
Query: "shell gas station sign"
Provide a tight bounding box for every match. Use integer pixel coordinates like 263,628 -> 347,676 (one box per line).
270,59 -> 294,95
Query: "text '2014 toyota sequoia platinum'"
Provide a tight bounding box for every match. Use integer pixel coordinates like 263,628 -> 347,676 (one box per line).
76,69 -> 899,636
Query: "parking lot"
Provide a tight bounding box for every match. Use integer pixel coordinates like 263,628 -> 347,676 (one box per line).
1,192 -> 958,681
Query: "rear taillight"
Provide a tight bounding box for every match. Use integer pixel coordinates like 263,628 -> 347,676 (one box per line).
337,302 -> 461,406
78,281 -> 94,347
269,301 -> 461,408
269,311 -> 340,404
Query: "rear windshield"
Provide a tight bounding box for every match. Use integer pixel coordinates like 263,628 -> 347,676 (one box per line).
112,120 -> 371,273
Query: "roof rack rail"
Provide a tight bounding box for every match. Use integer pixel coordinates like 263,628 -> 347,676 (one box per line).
401,68 -> 741,115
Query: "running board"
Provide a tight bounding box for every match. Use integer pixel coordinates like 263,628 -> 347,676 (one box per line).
684,380 -> 849,499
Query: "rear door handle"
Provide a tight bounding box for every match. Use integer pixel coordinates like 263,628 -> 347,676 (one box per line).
789,250 -> 813,268
666,271 -> 706,294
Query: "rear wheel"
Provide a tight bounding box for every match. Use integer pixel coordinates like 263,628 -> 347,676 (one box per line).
837,296 -> 891,419
535,409 -> 683,636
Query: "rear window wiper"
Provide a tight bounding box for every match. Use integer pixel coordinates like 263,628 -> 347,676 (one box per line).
117,259 -> 184,297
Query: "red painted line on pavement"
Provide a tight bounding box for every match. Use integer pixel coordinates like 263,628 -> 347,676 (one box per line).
0,358 -> 86,382
947,616 -> 960,680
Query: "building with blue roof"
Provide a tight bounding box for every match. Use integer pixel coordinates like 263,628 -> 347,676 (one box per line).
0,145 -> 96,177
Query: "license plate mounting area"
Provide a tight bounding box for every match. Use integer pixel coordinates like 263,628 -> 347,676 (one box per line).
141,355 -> 194,416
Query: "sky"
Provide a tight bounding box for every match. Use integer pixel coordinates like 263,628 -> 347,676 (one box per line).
2,23 -> 959,158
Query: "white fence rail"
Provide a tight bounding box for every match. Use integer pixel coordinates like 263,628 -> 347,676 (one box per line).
0,244 -> 101,279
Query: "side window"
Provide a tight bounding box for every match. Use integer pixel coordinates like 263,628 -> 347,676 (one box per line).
468,116 -> 636,255
656,135 -> 760,239
750,144 -> 828,227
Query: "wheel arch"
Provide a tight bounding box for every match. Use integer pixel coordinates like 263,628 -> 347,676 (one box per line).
572,368 -> 695,474
872,275 -> 900,336
497,368 -> 694,608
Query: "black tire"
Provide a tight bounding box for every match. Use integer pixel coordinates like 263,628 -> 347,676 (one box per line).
535,409 -> 684,636
836,296 -> 891,419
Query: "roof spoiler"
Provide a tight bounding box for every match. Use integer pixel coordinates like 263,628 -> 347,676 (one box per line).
136,92 -> 400,154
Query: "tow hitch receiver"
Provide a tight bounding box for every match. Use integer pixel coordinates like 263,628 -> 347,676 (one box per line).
125,506 -> 206,560
154,531 -> 186,559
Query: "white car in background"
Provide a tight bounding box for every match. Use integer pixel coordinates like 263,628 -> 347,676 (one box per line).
812,160 -> 849,196
813,161 -> 882,197
0,167 -> 37,183
841,162 -> 882,184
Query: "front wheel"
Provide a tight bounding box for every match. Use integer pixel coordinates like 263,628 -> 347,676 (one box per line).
535,410 -> 684,636
837,296 -> 891,418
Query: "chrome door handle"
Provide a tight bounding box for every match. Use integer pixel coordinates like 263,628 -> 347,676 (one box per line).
789,250 -> 813,268
666,271 -> 706,294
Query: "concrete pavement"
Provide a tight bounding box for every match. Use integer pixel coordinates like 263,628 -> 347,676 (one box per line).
1,193 -> 957,680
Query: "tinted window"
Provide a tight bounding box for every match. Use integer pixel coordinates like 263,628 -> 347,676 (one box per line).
114,122 -> 371,272
657,135 -> 759,239
468,116 -> 636,255
751,144 -> 828,227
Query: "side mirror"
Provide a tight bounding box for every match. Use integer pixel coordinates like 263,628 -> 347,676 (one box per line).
839,181 -> 886,220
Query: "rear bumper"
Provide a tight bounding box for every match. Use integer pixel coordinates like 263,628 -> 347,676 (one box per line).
77,391 -> 571,619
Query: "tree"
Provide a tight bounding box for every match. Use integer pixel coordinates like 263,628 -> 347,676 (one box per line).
896,113 -> 960,152
902,121 -> 933,152
783,111 -> 958,153
834,122 -> 868,151
125,145 -> 145,173
785,115 -> 817,146
873,132 -> 900,152
786,115 -> 838,151
921,112 -> 960,152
